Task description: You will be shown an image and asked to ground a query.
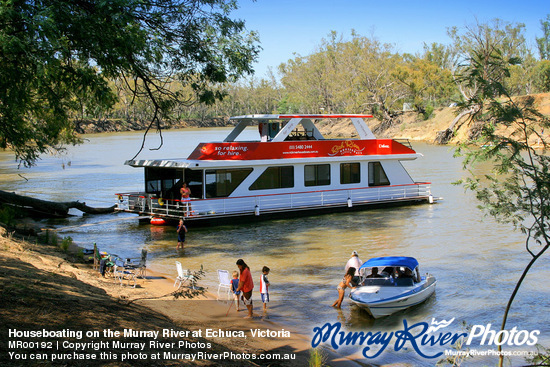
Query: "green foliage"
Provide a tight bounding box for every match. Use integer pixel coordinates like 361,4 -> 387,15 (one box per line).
308,348 -> 326,367
536,14 -> 550,60
535,60 -> 550,92
48,231 -> 59,247
76,248 -> 85,261
0,206 -> 17,227
525,344 -> 550,366
60,236 -> 73,253
423,105 -> 434,120
0,0 -> 259,166
455,37 -> 550,366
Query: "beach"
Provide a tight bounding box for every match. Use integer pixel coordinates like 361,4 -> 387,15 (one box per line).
0,229 -> 363,366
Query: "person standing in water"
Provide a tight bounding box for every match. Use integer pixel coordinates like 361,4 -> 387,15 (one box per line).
176,218 -> 187,250
236,259 -> 254,319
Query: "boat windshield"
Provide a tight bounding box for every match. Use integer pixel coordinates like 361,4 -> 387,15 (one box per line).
360,266 -> 419,286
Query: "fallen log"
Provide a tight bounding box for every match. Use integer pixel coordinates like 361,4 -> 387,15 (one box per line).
0,190 -> 116,218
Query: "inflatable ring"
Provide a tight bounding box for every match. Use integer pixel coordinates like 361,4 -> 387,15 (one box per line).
158,198 -> 164,206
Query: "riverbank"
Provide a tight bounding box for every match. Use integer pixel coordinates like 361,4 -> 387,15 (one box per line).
74,92 -> 550,145
0,229 -> 365,366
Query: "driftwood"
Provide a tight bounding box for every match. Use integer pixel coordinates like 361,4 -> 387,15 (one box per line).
0,189 -> 116,218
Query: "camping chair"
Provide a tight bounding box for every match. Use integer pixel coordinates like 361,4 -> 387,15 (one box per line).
113,258 -> 136,288
217,269 -> 232,301
126,249 -> 147,279
93,243 -> 113,276
174,261 -> 195,288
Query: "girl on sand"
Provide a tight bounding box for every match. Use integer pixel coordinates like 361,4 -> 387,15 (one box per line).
332,267 -> 356,308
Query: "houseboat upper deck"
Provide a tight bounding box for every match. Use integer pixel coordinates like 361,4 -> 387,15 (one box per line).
115,114 -> 433,225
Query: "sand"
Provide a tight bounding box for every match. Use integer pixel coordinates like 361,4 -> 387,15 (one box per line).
0,231 -> 364,366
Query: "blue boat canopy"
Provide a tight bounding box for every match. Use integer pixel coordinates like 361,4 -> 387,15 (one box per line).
359,256 -> 419,271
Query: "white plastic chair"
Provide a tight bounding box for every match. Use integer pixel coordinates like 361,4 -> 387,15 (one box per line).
174,261 -> 194,288
113,258 -> 136,288
217,269 -> 232,301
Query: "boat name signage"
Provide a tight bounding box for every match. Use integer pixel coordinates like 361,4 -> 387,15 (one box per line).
189,140 -> 412,160
311,318 -> 540,359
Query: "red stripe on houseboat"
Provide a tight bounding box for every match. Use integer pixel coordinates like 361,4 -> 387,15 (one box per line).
187,139 -> 415,161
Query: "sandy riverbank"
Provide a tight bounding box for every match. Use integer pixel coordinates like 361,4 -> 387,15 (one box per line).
0,230 -> 366,366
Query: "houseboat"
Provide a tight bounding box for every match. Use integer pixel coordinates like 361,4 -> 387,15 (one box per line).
115,114 -> 434,225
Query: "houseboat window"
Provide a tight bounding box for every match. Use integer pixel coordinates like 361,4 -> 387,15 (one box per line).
249,166 -> 294,190
304,164 -> 331,187
340,163 -> 360,184
205,168 -> 252,198
368,162 -> 390,186
145,167 -> 182,197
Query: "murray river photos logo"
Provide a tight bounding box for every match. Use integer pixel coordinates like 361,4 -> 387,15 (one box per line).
311,318 -> 540,359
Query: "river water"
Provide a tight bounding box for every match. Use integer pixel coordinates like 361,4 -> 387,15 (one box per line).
1,128 -> 548,366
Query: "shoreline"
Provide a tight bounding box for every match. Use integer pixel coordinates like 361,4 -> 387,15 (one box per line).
0,231 -> 364,366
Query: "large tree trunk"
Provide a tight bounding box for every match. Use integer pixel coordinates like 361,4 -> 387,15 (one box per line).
0,190 -> 116,218
434,105 -> 480,144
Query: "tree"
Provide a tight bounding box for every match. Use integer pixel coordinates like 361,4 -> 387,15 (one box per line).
536,14 -> 550,60
436,19 -> 529,144
455,47 -> 550,367
0,0 -> 259,167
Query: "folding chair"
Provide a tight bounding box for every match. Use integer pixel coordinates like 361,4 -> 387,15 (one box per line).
174,261 -> 194,288
217,269 -> 232,301
113,258 -> 136,288
126,249 -> 147,279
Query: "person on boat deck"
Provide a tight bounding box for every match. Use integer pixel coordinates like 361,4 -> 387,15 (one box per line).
366,267 -> 384,278
176,218 -> 187,250
332,267 -> 357,309
180,182 -> 192,215
236,259 -> 254,319
345,251 -> 362,286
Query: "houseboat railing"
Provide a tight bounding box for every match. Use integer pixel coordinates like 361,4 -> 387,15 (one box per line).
115,182 -> 431,219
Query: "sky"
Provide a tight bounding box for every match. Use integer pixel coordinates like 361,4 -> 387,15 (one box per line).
231,0 -> 549,78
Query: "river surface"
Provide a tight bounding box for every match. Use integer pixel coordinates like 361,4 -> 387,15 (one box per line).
1,128 -> 548,366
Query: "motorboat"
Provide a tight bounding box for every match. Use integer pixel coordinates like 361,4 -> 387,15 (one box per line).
115,114 -> 435,225
349,256 -> 436,318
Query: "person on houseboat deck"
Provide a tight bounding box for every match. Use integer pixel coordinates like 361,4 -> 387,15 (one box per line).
332,267 -> 357,309
180,182 -> 192,215
236,259 -> 254,319
176,218 -> 187,250
345,251 -> 362,286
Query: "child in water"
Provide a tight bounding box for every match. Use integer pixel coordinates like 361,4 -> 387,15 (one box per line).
332,267 -> 356,308
260,266 -> 270,316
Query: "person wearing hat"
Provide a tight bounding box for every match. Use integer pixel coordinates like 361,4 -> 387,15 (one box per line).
345,251 -> 363,286
235,259 -> 254,319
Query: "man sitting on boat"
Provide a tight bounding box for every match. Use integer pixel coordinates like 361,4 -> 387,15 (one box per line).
366,267 -> 384,278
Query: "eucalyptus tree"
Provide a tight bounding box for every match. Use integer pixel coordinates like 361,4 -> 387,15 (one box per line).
436,19 -> 530,143
455,48 -> 550,366
536,14 -> 550,60
0,0 -> 259,166
279,31 -> 346,114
